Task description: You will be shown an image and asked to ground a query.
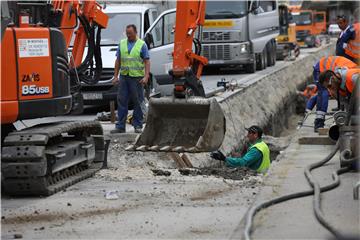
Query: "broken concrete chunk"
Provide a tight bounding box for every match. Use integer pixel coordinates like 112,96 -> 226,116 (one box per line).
105,191 -> 119,200
151,169 -> 171,177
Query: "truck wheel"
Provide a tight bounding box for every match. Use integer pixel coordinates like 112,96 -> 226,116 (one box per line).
272,43 -> 277,66
263,50 -> 268,69
270,41 -> 276,66
245,61 -> 256,73
266,42 -> 273,67
256,53 -> 263,70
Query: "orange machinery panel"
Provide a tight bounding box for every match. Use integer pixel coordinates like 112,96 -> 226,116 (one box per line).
1,28 -> 19,124
15,28 -> 53,101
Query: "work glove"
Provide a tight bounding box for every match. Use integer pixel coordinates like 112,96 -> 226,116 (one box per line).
210,150 -> 226,161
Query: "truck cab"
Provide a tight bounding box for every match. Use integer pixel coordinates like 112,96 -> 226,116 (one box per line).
290,9 -> 326,47
202,0 -> 279,73
80,4 -> 159,105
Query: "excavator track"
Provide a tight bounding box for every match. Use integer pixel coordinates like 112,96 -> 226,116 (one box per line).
1,121 -> 106,196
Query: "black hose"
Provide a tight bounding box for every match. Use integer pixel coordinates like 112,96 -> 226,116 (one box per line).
340,149 -> 359,164
304,142 -> 345,239
69,15 -> 103,86
243,160 -> 350,240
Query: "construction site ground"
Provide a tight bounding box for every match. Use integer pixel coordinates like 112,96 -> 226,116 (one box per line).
231,100 -> 360,239
3,41 -> 359,239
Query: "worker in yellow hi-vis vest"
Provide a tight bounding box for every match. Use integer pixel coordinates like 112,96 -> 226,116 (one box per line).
111,24 -> 150,134
210,126 -> 271,173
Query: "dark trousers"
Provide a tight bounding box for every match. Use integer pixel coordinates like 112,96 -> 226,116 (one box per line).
116,75 -> 144,130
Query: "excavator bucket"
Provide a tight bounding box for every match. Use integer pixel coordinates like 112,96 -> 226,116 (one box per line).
126,97 -> 226,152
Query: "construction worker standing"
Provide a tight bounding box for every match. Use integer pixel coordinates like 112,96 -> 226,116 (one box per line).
210,126 -> 271,173
344,8 -> 360,65
306,56 -> 357,131
336,15 -> 356,62
111,24 -> 150,134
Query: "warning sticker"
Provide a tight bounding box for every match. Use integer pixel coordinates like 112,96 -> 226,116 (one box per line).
18,38 -> 49,58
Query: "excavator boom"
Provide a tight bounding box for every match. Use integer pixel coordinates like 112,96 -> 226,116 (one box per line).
128,0 -> 225,153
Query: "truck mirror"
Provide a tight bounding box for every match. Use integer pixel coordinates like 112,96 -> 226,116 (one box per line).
144,33 -> 154,49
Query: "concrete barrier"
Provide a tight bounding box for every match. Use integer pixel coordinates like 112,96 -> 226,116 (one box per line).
216,43 -> 336,154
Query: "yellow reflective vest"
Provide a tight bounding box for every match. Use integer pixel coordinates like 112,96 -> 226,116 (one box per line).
250,140 -> 271,173
119,39 -> 145,77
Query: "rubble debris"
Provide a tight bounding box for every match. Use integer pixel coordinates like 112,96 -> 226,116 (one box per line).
179,167 -> 257,180
151,169 -> 171,177
96,111 -> 115,122
14,233 -> 23,239
105,191 -> 119,200
178,168 -> 201,176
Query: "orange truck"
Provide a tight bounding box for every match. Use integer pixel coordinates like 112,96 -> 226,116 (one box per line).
289,7 -> 326,47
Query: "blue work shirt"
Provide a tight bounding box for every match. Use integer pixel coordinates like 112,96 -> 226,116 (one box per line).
116,39 -> 150,60
336,24 -> 356,59
225,139 -> 263,170
313,61 -> 321,83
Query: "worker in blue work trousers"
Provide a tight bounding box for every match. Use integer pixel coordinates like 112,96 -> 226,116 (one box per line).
305,56 -> 357,131
210,126 -> 271,173
336,15 -> 357,63
111,24 -> 150,134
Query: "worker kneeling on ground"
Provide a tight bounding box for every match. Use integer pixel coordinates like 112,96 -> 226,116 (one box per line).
210,126 -> 271,173
306,56 -> 357,131
320,68 -> 359,110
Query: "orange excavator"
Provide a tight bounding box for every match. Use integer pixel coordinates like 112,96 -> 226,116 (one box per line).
1,0 -> 108,195
128,0 -> 226,153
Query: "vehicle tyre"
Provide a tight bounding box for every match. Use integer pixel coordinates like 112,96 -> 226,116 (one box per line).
256,52 -> 264,70
263,49 -> 268,69
245,60 -> 256,73
267,42 -> 273,66
271,41 -> 277,66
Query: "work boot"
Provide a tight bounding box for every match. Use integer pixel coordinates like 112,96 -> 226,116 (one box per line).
134,127 -> 142,134
314,118 -> 325,132
110,128 -> 125,134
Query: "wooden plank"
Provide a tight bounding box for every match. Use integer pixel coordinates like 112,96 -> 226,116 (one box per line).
180,153 -> 193,168
317,128 -> 329,136
298,136 -> 335,145
168,152 -> 187,168
110,101 -> 116,123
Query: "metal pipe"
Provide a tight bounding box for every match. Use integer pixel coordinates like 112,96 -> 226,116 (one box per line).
328,124 -> 339,142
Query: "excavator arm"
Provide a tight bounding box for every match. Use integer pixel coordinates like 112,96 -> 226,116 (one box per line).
51,0 -> 108,68
171,0 -> 208,97
127,0 -> 226,153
